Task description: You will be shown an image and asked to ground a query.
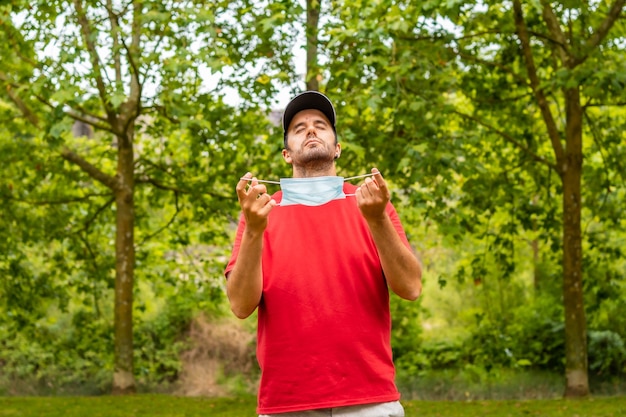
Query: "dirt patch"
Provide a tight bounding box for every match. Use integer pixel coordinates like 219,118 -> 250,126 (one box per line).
176,314 -> 257,397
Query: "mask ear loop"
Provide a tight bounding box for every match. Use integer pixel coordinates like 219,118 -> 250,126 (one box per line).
344,173 -> 376,197
344,173 -> 376,181
239,174 -> 374,186
239,177 -> 283,205
238,178 -> 281,185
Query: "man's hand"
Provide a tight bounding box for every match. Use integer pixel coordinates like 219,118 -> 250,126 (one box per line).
356,168 -> 422,301
355,168 -> 390,221
236,173 -> 276,233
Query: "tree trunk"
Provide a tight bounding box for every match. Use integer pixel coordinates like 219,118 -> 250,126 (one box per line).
112,131 -> 136,394
305,0 -> 321,91
561,87 -> 588,397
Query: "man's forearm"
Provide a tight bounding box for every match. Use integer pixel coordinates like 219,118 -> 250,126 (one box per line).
366,214 -> 422,301
226,228 -> 264,318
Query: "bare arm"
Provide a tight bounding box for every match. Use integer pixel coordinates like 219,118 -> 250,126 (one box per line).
356,168 -> 423,301
226,173 -> 276,318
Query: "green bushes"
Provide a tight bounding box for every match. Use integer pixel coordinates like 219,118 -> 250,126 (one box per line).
0,310 -> 113,395
588,330 -> 626,376
393,288 -> 626,399
0,293 -> 201,395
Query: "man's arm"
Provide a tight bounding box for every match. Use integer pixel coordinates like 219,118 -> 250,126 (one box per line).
226,173 -> 276,318
356,168 -> 422,301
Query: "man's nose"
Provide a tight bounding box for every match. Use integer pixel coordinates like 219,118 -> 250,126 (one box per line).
305,124 -> 317,136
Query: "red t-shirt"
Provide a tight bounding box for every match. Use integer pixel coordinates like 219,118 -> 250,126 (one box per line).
225,183 -> 411,414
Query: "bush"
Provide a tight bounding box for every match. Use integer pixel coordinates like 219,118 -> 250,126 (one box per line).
588,330 -> 626,376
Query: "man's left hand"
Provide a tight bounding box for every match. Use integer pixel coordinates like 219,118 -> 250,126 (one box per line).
356,168 -> 390,221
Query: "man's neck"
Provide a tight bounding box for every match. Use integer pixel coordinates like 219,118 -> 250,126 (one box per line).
292,163 -> 336,178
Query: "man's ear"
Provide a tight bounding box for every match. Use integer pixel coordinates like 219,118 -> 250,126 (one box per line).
282,148 -> 292,164
334,143 -> 341,160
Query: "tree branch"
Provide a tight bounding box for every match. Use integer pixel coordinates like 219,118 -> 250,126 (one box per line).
105,0 -> 143,136
576,0 -> 626,65
396,28 -> 567,51
128,0 -> 144,126
3,83 -> 40,128
76,195 -> 116,233
27,85 -> 113,132
454,29 -> 566,50
6,192 -> 112,206
512,0 -> 566,170
539,0 -> 572,65
105,0 -> 123,83
583,110 -> 626,186
584,101 -> 626,108
452,109 -> 558,171
117,30 -> 142,135
67,101 -> 110,124
1,71 -> 113,131
61,147 -> 118,190
136,192 -> 180,248
65,108 -> 114,133
454,49 -> 529,86
135,174 -> 231,200
136,175 -> 186,193
73,0 -> 116,123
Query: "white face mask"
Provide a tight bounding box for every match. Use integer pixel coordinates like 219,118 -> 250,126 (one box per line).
280,176 -> 345,206
244,173 -> 375,207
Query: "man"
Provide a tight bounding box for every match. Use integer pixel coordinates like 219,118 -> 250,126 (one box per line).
225,91 -> 422,416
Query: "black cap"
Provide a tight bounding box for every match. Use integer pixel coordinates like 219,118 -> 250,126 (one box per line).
282,91 -> 336,133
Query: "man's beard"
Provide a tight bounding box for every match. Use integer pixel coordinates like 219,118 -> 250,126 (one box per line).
297,144 -> 334,165
286,135 -> 337,174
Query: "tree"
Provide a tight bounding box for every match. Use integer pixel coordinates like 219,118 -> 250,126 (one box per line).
305,0 -> 322,91
320,0 -> 625,397
453,0 -> 625,397
0,0 -> 297,393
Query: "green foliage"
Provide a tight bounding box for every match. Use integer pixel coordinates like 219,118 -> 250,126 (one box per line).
1,0 -> 626,396
0,0 -> 296,392
390,292 -> 424,365
322,0 -> 626,398
588,330 -> 626,376
0,306 -> 113,394
463,298 -> 565,372
212,0 -> 303,105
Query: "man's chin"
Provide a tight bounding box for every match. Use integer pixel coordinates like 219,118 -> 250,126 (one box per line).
299,152 -> 335,165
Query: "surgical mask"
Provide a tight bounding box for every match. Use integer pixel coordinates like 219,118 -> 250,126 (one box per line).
244,173 -> 375,207
280,176 -> 344,206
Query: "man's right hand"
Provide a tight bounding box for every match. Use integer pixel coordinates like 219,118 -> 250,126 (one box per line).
236,173 -> 276,233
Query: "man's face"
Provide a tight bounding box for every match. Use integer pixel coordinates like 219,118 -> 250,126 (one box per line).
283,109 -> 339,167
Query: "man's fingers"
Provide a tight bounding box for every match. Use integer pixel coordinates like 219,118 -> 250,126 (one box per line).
258,197 -> 277,215
364,176 -> 378,190
256,191 -> 271,203
371,167 -> 388,191
236,173 -> 270,202
357,168 -> 390,211
236,172 -> 253,197
357,180 -> 370,198
253,183 -> 268,198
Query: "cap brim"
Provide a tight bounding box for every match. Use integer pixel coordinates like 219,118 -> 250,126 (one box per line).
282,91 -> 336,133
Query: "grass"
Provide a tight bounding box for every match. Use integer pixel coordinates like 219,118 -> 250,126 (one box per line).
1,395 -> 625,417
397,368 -> 626,401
